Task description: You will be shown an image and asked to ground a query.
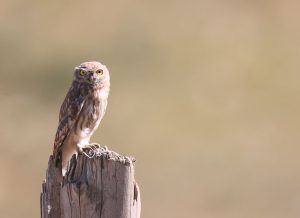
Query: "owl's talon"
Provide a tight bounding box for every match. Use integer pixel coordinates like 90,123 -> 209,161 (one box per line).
81,149 -> 95,159
80,143 -> 102,158
89,143 -> 101,149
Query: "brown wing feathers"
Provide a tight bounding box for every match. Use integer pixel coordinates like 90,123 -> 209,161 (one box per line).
52,83 -> 86,165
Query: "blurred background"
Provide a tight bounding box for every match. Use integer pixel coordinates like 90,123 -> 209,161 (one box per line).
0,0 -> 300,217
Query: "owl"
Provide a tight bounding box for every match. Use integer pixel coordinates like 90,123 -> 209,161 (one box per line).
53,61 -> 110,176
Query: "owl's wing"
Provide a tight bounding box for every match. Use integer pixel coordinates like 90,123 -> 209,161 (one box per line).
53,85 -> 86,165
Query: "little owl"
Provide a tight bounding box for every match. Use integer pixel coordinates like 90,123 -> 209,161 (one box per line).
52,61 -> 110,176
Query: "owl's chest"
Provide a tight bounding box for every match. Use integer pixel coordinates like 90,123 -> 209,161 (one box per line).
71,89 -> 108,143
81,97 -> 102,126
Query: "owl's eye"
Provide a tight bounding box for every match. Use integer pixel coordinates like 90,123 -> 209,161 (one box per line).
79,70 -> 87,76
96,69 -> 103,75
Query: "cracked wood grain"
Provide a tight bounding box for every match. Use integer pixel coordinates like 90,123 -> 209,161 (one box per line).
41,146 -> 141,218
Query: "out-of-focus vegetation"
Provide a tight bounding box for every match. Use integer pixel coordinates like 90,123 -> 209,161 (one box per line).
1,0 -> 300,217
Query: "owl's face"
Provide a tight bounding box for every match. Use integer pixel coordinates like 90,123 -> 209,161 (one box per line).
74,61 -> 109,86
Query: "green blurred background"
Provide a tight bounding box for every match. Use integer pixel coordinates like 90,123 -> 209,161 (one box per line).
1,0 -> 300,217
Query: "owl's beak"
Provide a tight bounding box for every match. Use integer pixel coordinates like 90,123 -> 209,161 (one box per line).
88,77 -> 96,83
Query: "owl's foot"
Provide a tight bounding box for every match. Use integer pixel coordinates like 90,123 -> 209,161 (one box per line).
80,149 -> 95,159
80,143 -> 102,158
87,143 -> 101,150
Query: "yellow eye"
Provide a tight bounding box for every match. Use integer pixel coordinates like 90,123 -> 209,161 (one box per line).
96,69 -> 103,75
79,70 -> 87,76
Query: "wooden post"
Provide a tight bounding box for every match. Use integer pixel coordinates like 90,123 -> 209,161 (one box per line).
41,146 -> 141,218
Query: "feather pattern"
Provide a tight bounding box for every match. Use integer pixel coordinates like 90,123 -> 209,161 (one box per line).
53,81 -> 87,165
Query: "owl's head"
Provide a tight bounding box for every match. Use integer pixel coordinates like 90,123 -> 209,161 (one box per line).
74,61 -> 110,86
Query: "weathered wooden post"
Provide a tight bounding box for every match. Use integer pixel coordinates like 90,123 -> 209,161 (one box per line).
41,146 -> 141,218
